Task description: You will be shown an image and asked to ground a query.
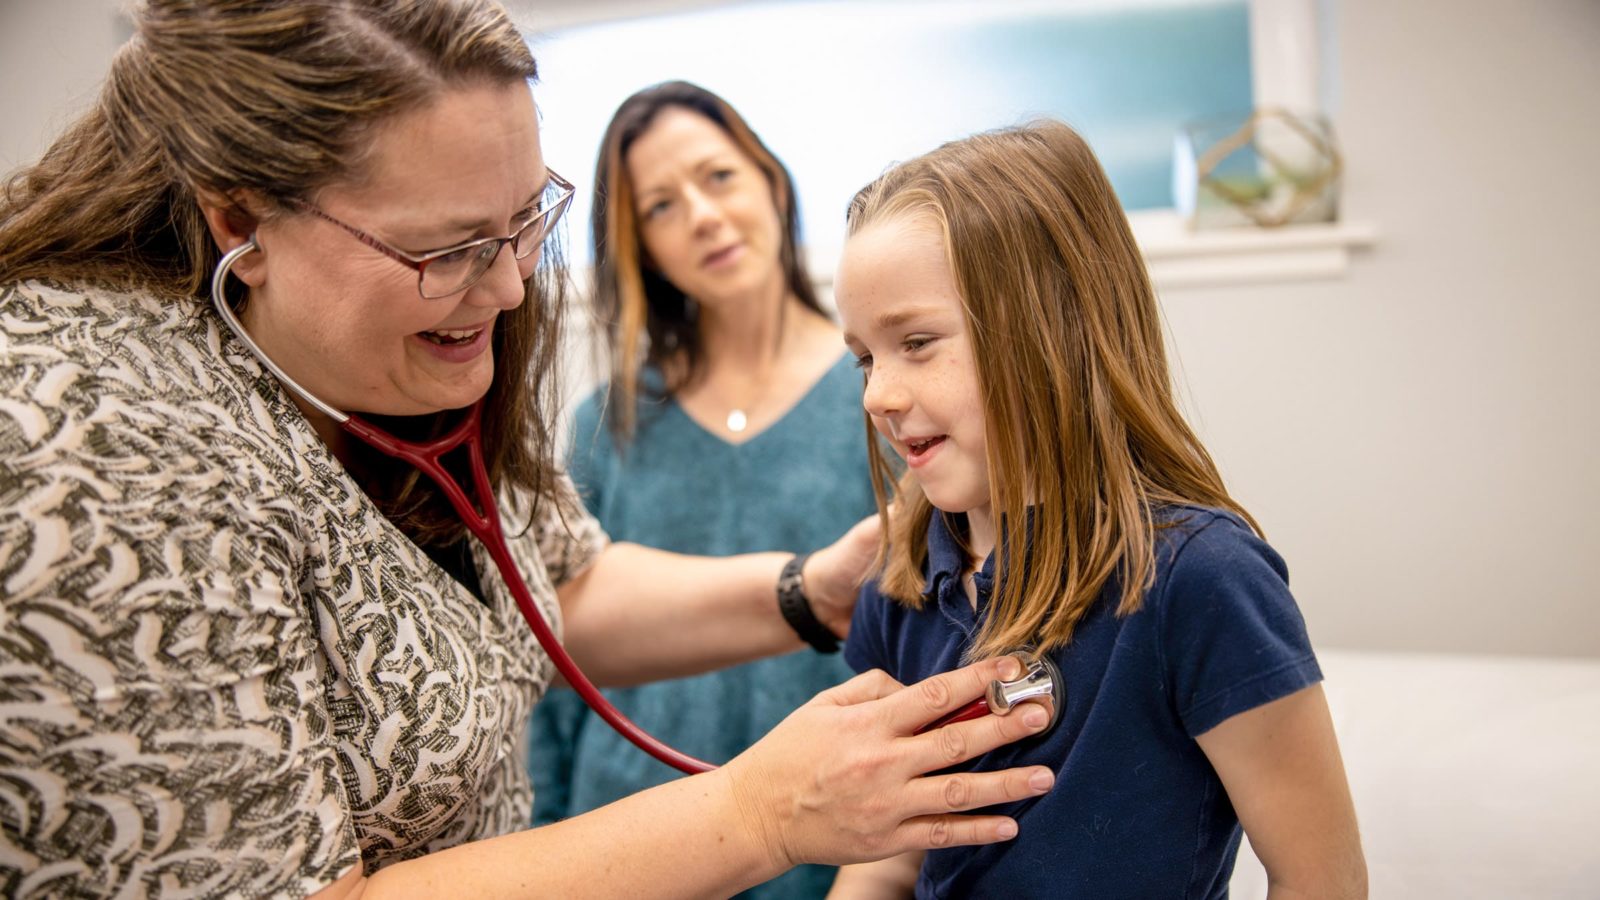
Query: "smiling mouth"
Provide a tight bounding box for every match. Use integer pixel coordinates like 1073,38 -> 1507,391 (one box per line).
906,436 -> 945,455
418,326 -> 485,346
702,245 -> 741,266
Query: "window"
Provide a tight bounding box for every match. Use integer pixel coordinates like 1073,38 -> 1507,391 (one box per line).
523,0 -> 1364,287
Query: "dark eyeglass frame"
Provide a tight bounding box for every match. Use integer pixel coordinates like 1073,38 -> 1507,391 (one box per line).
290,169 -> 575,299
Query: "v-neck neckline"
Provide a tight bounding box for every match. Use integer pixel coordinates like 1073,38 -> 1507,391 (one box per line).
668,351 -> 850,449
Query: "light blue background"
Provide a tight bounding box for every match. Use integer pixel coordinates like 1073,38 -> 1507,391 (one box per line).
528,0 -> 1252,266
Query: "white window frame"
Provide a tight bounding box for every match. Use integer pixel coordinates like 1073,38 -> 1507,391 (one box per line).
1132,0 -> 1375,288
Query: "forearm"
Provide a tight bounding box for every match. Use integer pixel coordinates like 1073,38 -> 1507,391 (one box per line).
1260,836 -> 1368,900
1265,882 -> 1365,900
826,852 -> 923,900
363,768 -> 779,899
307,658 -> 1061,900
558,542 -> 803,686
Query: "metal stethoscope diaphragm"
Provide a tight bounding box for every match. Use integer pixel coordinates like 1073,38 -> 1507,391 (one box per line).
917,650 -> 1065,735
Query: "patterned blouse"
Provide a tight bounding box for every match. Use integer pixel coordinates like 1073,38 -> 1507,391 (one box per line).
0,280 -> 607,898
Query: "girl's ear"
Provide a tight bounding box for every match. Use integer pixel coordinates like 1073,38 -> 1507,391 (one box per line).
196,190 -> 268,287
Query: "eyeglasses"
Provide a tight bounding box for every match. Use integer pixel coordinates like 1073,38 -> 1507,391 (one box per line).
292,169 -> 575,299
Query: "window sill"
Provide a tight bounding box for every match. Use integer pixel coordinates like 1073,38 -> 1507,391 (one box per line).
1130,209 -> 1378,290
805,210 -> 1375,294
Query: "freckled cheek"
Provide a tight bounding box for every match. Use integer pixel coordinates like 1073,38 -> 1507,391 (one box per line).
868,415 -> 902,450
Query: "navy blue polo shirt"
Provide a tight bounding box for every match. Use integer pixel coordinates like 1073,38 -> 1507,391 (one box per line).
845,506 -> 1321,899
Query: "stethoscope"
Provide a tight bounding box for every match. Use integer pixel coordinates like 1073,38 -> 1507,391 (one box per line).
917,651 -> 1065,736
210,238 -> 1063,775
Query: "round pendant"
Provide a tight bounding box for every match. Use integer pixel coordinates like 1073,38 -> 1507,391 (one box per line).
726,409 -> 748,433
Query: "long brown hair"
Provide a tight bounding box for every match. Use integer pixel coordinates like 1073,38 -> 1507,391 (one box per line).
0,0 -> 566,546
589,80 -> 822,441
847,120 -> 1259,659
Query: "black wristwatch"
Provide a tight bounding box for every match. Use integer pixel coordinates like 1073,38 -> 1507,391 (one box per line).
777,551 -> 840,654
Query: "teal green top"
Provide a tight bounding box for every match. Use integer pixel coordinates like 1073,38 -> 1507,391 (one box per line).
529,353 -> 874,900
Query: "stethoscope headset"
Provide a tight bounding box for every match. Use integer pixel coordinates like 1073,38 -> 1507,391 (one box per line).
211,238 -> 1063,774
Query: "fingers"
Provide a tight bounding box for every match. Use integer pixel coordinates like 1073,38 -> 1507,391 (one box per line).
884,762 -> 1057,854
903,699 -> 1052,775
882,656 -> 1025,735
904,764 -> 1055,818
889,814 -> 1022,854
809,516 -> 883,635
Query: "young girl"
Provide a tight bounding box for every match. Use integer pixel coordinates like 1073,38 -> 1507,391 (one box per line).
829,121 -> 1367,899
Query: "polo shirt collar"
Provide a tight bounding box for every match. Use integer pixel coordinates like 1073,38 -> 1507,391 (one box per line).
920,511 -> 999,601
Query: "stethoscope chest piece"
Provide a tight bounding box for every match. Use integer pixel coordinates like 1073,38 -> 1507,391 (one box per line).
916,648 -> 1066,736
988,650 -> 1066,734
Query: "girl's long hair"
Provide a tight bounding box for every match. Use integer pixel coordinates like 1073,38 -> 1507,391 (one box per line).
589,80 -> 823,441
0,0 -> 567,546
847,120 -> 1259,659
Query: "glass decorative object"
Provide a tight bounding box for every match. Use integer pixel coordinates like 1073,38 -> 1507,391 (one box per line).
1173,108 -> 1341,229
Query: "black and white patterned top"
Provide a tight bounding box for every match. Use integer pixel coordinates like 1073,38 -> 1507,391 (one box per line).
0,280 -> 607,898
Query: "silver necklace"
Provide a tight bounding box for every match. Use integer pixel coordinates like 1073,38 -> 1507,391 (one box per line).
725,362 -> 774,433
721,303 -> 791,434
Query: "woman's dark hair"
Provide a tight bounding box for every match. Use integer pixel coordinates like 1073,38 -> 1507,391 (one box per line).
589,80 -> 823,441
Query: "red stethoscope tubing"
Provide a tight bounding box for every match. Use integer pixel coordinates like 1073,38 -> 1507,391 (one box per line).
916,698 -> 993,735
209,238 -> 712,775
342,403 -> 717,775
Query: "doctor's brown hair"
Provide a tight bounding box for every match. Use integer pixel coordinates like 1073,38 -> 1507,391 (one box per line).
0,0 -> 564,546
845,120 -> 1259,659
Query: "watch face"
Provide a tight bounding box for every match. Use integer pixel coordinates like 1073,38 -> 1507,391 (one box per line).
780,556 -> 806,593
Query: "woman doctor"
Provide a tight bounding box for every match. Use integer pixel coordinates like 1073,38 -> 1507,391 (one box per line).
0,1 -> 1055,898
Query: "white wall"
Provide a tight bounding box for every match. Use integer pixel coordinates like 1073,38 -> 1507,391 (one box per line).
1160,0 -> 1600,657
0,0 -> 127,172
5,0 -> 1595,658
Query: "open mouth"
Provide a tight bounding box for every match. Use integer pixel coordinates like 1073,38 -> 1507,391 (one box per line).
906,435 -> 946,460
418,326 -> 485,346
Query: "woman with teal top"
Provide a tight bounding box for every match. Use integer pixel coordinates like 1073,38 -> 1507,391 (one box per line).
529,81 -> 872,898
